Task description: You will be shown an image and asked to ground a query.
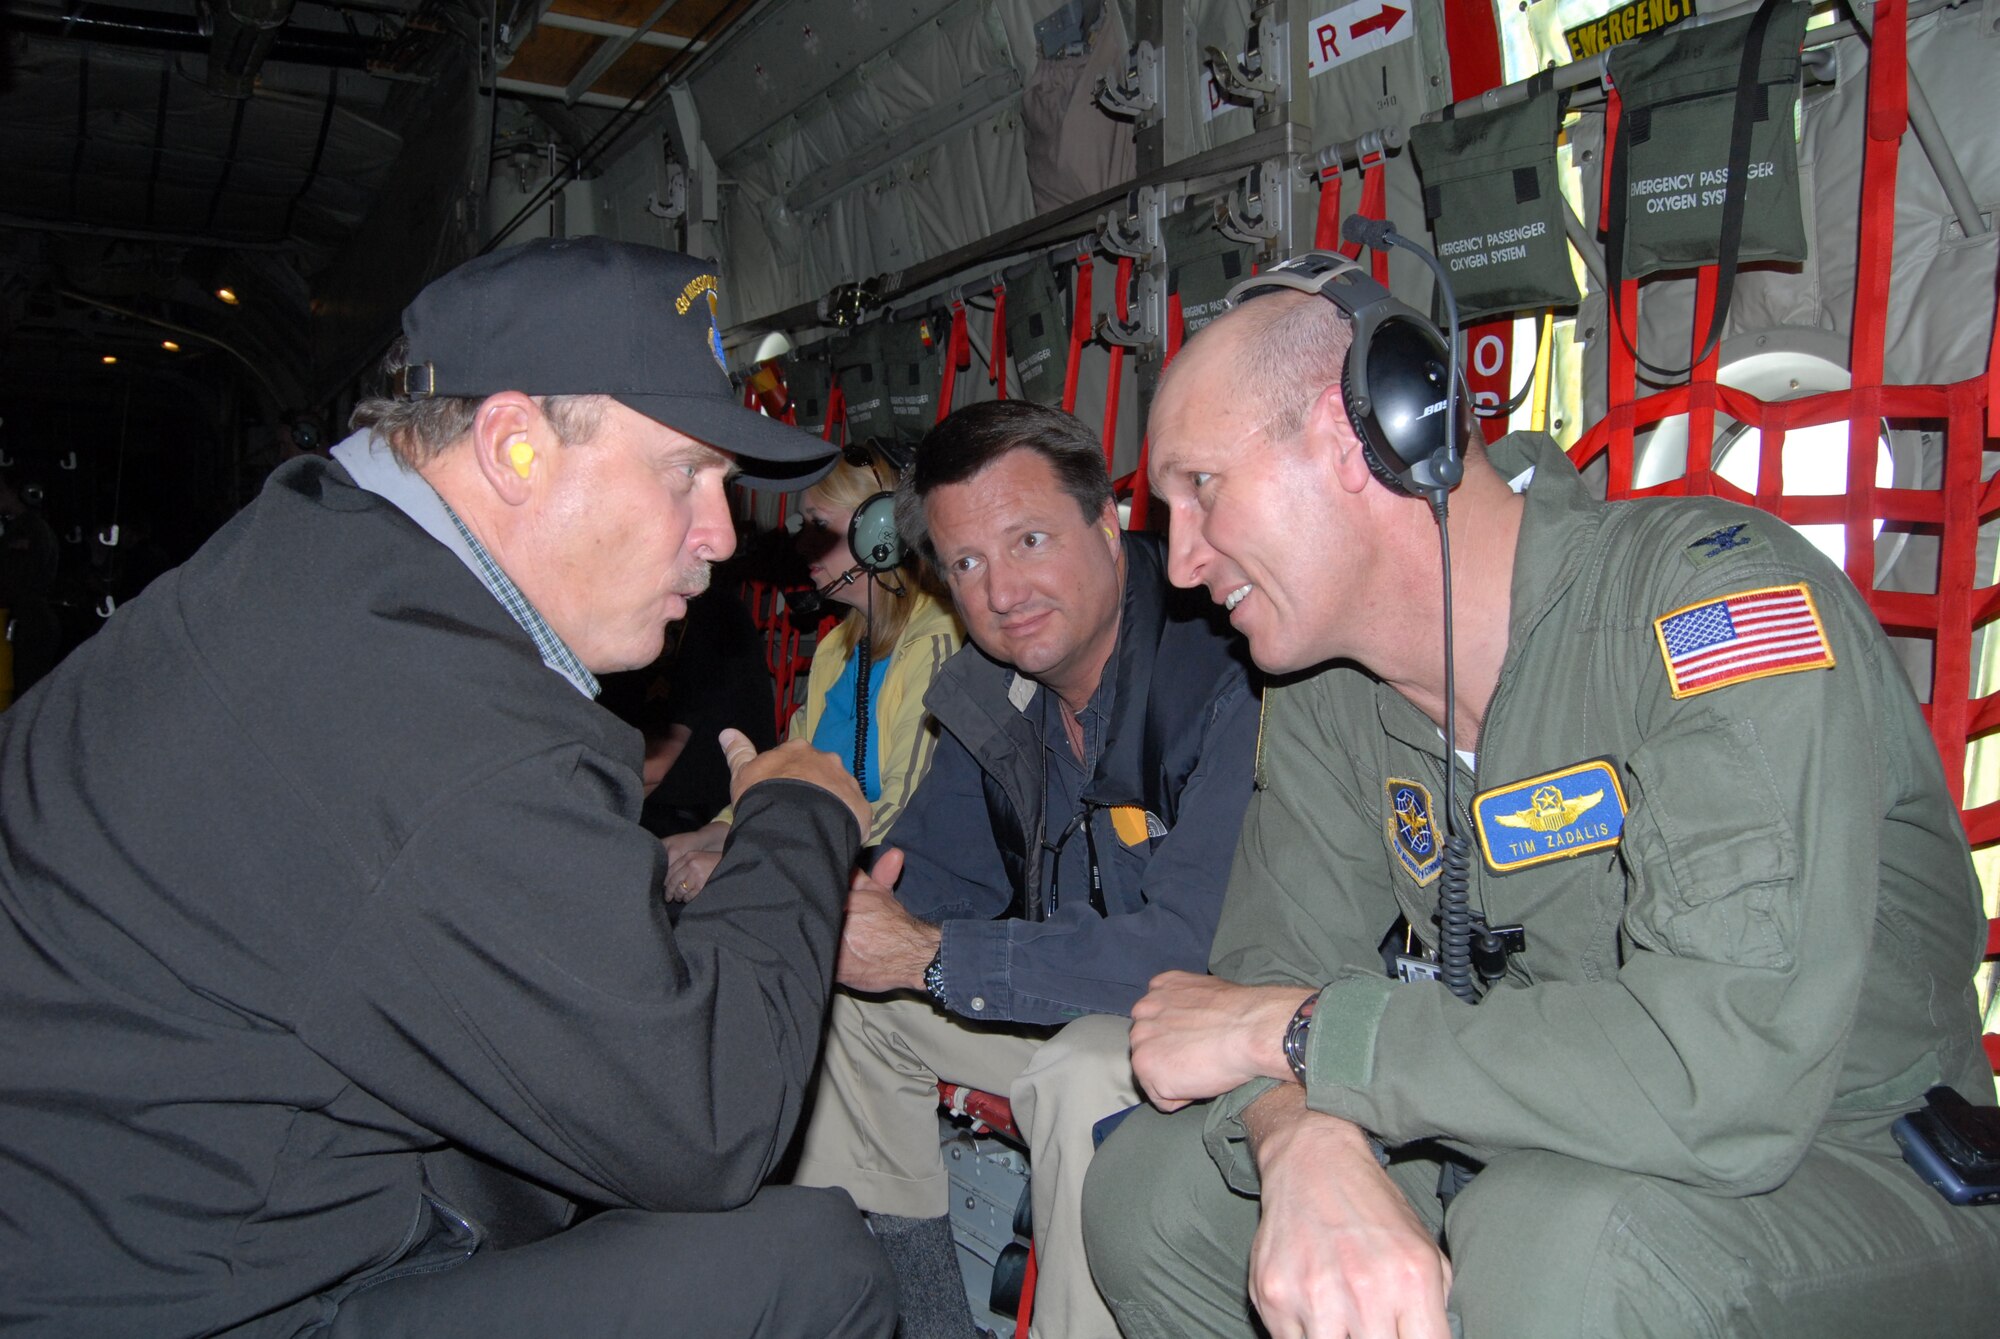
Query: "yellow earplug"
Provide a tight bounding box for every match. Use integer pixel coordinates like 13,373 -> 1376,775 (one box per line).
1102,524 -> 1116,539
509,440 -> 534,478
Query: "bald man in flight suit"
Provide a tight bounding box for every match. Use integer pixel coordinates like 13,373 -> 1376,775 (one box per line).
1084,260 -> 2000,1338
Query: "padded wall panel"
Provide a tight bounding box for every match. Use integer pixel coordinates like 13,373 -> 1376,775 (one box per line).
712,0 -> 1036,323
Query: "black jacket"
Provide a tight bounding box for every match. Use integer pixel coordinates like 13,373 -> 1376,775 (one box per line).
0,457 -> 858,1338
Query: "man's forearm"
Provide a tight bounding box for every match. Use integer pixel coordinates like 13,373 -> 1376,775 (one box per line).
1243,1083 -> 1379,1175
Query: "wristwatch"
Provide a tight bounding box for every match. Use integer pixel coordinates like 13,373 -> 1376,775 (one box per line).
1282,990 -> 1322,1084
922,950 -> 949,1007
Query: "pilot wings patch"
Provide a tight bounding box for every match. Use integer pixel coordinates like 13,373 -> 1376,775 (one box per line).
1474,759 -> 1628,874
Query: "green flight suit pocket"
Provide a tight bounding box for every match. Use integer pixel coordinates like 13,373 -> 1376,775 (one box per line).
1621,714 -> 1799,971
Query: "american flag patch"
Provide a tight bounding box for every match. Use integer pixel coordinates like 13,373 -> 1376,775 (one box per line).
1654,584 -> 1835,699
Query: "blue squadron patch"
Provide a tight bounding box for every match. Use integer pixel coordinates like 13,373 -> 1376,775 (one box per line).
1385,778 -> 1442,887
1684,522 -> 1763,565
706,289 -> 728,375
1474,758 -> 1628,874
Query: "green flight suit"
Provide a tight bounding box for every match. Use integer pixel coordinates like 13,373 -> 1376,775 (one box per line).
1085,432 -> 2000,1337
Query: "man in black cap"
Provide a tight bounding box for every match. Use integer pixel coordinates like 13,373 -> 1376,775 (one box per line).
0,239 -> 895,1339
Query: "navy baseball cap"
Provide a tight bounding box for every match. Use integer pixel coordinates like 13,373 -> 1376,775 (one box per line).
396,238 -> 834,489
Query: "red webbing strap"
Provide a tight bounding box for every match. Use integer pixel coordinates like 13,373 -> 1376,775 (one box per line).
1988,264 -> 2000,440
1359,161 -> 1389,284
1117,297 -> 1187,534
1753,383 -> 1788,520
990,283 -> 1009,399
1315,167 -> 1344,251
1126,441 -> 1153,531
1684,266 -> 1724,490
1599,87 -> 1638,499
1931,377 -> 1982,800
824,384 -> 846,443
1328,158 -> 1390,283
1013,1246 -> 1038,1339
1847,0 -> 1907,598
1442,0 -> 1507,103
1436,0 -> 1509,440
1062,257 -> 1094,415
936,302 -> 970,422
1102,256 -> 1133,469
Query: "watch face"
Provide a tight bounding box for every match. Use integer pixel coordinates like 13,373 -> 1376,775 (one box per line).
1283,991 -> 1320,1084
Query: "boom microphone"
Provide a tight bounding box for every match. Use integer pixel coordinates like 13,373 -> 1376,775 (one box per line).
782,565 -> 864,620
1339,214 -> 1399,250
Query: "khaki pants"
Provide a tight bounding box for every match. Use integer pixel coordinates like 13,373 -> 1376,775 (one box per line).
1084,1101 -> 2000,1339
793,993 -> 1137,1339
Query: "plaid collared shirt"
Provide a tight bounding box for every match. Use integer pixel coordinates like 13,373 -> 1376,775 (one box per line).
440,502 -> 600,699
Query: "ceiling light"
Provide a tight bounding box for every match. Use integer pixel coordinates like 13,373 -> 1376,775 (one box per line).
216,288 -> 239,305
161,340 -> 181,352
101,355 -> 118,365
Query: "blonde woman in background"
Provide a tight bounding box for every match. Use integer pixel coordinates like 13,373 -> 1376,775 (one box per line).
664,446 -> 961,897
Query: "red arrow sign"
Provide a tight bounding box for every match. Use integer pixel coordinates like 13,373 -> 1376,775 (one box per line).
1349,4 -> 1406,40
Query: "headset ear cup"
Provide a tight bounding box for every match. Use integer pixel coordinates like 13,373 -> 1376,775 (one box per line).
847,492 -> 905,572
1343,348 -> 1421,497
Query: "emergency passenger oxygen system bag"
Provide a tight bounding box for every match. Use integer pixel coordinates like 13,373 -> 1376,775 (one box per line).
831,324 -> 891,445
1602,0 -> 1807,370
783,346 -> 833,436
1409,85 -> 1579,322
879,313 -> 946,442
1002,255 -> 1070,406
1166,205 -> 1256,342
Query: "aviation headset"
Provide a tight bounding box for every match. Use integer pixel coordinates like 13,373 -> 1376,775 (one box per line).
1227,239 -> 1517,1005
1222,252 -> 1464,504
841,440 -> 909,576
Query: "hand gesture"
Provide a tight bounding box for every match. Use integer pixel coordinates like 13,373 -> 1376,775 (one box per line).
835,848 -> 941,993
722,728 -> 871,835
1129,970 -> 1316,1112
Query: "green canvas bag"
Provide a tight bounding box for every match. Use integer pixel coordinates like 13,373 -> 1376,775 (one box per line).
878,313 -> 946,444
1604,0 -> 1808,369
832,324 -> 891,445
1165,204 -> 1256,341
782,346 -> 834,437
1410,83 -> 1579,322
1002,256 -> 1070,407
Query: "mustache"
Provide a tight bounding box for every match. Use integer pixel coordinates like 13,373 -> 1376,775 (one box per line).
678,562 -> 713,596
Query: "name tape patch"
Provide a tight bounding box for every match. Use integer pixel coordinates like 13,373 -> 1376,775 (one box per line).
1655,583 -> 1834,700
1475,758 -> 1627,874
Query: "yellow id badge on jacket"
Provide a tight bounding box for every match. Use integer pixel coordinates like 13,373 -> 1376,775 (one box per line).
1109,805 -> 1165,846
1474,758 -> 1628,874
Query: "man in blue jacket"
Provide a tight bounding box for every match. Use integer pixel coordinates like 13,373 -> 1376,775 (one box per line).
790,400 -> 1259,1339
0,240 -> 894,1338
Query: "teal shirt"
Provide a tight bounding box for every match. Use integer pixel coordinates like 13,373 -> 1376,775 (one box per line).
812,644 -> 894,802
